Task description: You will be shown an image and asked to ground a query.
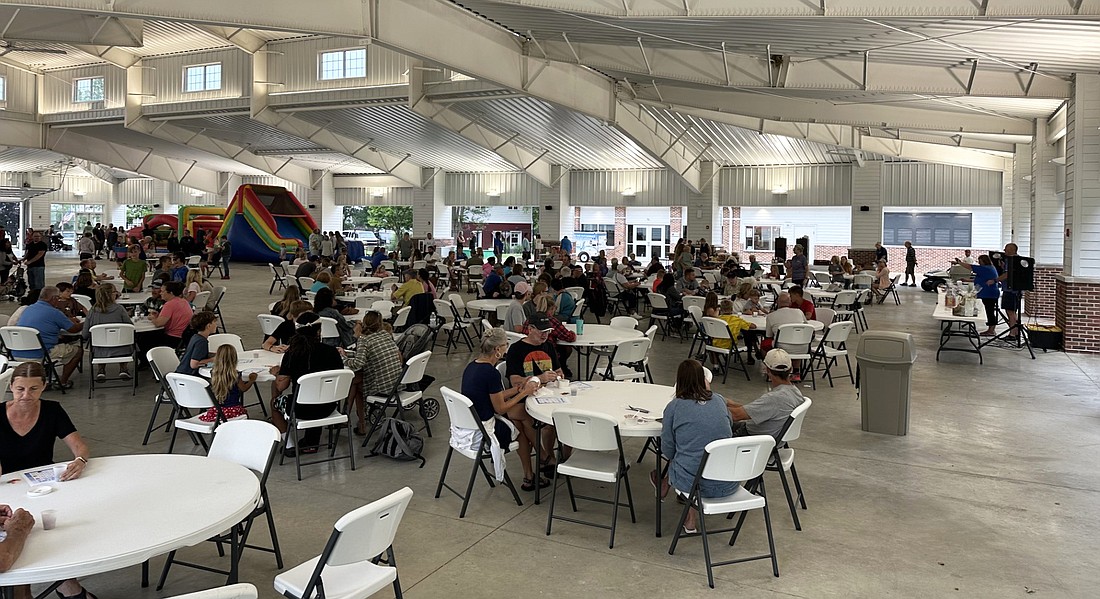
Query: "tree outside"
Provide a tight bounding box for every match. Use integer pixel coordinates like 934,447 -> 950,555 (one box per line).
126,205 -> 152,229
453,206 -> 490,233
0,202 -> 21,247
343,206 -> 412,248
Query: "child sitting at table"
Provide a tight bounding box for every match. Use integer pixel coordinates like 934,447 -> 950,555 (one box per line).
199,344 -> 257,422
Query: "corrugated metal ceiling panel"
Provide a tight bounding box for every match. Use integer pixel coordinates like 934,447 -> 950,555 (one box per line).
0,148 -> 72,172
447,96 -> 662,169
168,114 -> 327,152
295,106 -> 520,172
136,21 -> 233,57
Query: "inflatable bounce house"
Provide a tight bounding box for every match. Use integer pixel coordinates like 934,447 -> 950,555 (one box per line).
127,214 -> 177,245
178,206 -> 226,241
216,184 -> 316,263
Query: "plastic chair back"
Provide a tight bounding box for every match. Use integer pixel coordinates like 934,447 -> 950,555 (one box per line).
565,287 -> 584,302
647,293 -> 668,310
72,294 -> 93,312
702,436 -> 776,482
853,274 -> 873,289
823,321 -> 854,345
441,386 -> 480,429
448,294 -> 467,311
191,291 -> 211,310
552,409 -> 620,452
834,290 -> 858,308
682,295 -> 705,312
612,337 -> 650,364
373,300 -> 396,318
814,272 -> 832,285
257,314 -> 284,336
700,316 -> 732,342
295,369 -> 354,406
643,324 -> 658,339
327,487 -> 414,567
781,398 -> 812,444
0,326 -> 44,352
776,323 -> 814,346
505,331 -> 525,345
207,333 -> 244,354
209,420 -> 281,474
298,277 -> 315,290
165,373 -> 215,410
815,307 -> 835,325
318,317 -> 340,341
163,583 -> 259,599
147,346 -> 180,382
393,307 -> 411,328
401,351 -> 431,385
355,295 -> 378,310
89,323 -> 136,350
609,316 -> 638,330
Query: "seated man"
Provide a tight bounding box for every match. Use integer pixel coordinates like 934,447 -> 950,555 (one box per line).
295,255 -> 320,279
391,270 -> 424,304
143,280 -> 167,314
763,292 -> 806,349
483,264 -> 505,298
506,313 -> 563,470
0,504 -> 34,572
79,258 -> 113,282
503,282 -> 533,333
726,349 -> 806,438
171,252 -> 190,282
610,266 -> 643,318
788,285 -> 816,321
12,286 -> 83,389
675,268 -> 707,297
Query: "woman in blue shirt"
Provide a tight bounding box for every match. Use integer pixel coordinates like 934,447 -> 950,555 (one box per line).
959,254 -> 1001,336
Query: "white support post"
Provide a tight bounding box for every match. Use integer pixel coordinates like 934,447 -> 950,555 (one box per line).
1032,120 -> 1064,266
685,161 -> 720,246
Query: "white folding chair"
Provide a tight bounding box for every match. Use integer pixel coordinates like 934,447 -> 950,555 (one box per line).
852,274 -> 873,289
603,279 -> 624,317
392,306 -> 411,330
546,409 -> 635,548
505,330 -> 526,346
0,326 -> 65,392
144,347 -> 180,446
831,290 -> 861,331
682,295 -> 706,313
647,293 -> 671,339
775,323 -> 817,389
165,373 -> 246,454
412,260 -> 427,270
595,337 -> 650,382
433,298 -> 473,354
164,584 -> 258,599
269,264 -> 288,294
274,487 -> 414,599
209,286 -> 228,331
813,271 -> 832,287
208,333 -> 245,353
814,307 -> 835,326
87,323 -> 137,397
609,316 -> 639,330
685,305 -> 706,358
354,296 -> 378,311
700,316 -> 750,383
157,421 -> 283,590
257,314 -> 285,337
318,317 -> 341,345
72,294 -> 93,313
435,387 -> 523,518
466,266 -> 483,294
297,276 -> 315,292
810,321 -> 854,386
767,399 -> 813,531
280,369 -> 356,481
668,435 -> 779,587
363,351 -> 435,453
372,300 -> 396,320
573,298 -> 587,321
380,276 -> 399,290
187,255 -> 202,268
192,290 -> 211,311
565,286 -> 584,302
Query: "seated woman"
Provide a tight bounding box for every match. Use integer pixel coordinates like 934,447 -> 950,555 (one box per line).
271,286 -> 301,319
73,271 -> 97,300
372,263 -> 392,278
702,291 -> 720,318
269,312 -> 344,456
201,344 -> 256,422
310,271 -> 332,294
313,288 -> 355,347
0,362 -> 97,599
184,269 -> 213,305
656,272 -> 685,329
840,256 -> 854,275
263,300 -> 313,353
653,360 -> 737,534
81,283 -> 134,382
461,327 -> 544,491
715,299 -> 759,364
828,255 -> 845,283
872,259 -> 892,299
342,311 -> 403,436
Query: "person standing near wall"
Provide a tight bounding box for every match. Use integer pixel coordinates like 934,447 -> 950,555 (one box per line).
22,231 -> 48,291
903,241 -> 918,287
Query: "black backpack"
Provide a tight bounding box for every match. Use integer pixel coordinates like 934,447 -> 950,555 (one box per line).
371,418 -> 426,467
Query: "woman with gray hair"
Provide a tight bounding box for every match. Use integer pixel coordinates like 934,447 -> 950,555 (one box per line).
460,326 -> 547,491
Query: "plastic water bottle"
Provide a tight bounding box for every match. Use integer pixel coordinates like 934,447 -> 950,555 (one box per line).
574,317 -> 584,335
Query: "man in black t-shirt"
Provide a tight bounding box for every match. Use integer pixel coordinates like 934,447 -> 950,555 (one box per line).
22,231 -> 48,291
505,313 -> 564,388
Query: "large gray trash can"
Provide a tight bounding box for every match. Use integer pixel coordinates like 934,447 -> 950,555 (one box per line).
856,331 -> 918,435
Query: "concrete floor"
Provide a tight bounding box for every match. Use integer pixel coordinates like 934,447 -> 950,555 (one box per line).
4,258 -> 1098,598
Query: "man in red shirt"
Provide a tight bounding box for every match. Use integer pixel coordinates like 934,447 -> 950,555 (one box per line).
788,286 -> 816,321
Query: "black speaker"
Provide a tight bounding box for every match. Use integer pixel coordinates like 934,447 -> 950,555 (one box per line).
1007,255 -> 1034,292
859,205 -> 870,212
797,235 -> 810,258
774,237 -> 787,261
544,205 -> 553,211
606,230 -> 615,246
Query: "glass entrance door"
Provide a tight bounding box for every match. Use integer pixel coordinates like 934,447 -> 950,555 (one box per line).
627,225 -> 669,260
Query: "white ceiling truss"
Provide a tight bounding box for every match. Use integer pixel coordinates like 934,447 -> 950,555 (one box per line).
3,0 -> 1098,186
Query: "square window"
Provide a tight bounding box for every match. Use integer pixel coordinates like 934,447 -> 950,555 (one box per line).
73,77 -> 105,103
184,64 -> 222,92
0,76 -> 6,102
319,48 -> 368,81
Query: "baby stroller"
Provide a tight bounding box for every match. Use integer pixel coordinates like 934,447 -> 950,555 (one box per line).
365,323 -> 441,426
0,266 -> 27,302
48,233 -> 71,252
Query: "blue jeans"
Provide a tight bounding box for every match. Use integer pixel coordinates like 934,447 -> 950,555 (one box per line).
220,258 -> 230,277
27,266 -> 44,290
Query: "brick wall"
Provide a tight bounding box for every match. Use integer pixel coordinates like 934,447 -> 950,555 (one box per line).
670,207 -> 683,245
805,245 -> 998,274
1056,277 -> 1100,353
1025,266 -> 1061,319
728,207 -> 742,257
611,206 -> 627,260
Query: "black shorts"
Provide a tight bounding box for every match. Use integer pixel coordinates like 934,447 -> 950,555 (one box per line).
1002,290 -> 1021,311
492,418 -> 513,452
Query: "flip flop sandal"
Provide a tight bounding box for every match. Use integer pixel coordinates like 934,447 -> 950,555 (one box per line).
521,476 -> 551,492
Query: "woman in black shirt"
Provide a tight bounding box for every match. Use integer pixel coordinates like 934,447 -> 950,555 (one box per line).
268,312 -> 343,456
262,300 -> 313,352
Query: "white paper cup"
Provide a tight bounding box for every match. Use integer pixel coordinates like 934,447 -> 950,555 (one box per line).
42,510 -> 57,530
53,465 -> 66,481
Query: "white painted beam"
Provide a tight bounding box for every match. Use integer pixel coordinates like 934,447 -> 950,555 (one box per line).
373,0 -> 703,192
251,47 -> 424,188
70,159 -> 119,185
194,25 -> 266,54
636,85 -> 1034,136
70,44 -> 142,69
408,60 -> 553,187
122,63 -> 315,188
451,0 -> 1100,18
535,39 -> 1070,99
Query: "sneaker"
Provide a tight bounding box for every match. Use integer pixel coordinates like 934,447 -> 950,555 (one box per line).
119,371 -> 132,380
95,373 -> 106,383
220,276 -> 231,280
630,312 -> 642,319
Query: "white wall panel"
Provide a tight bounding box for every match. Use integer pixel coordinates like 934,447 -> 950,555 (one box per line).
117,179 -> 160,205
851,161 -> 884,249
626,207 -> 669,225
0,65 -> 36,114
578,206 -> 615,225
335,186 -> 414,206
41,65 -> 125,113
741,207 -> 851,246
27,175 -> 111,231
484,205 -> 532,224
240,175 -> 310,206
145,49 -> 249,105
882,163 -> 1003,207
569,169 -> 688,207
268,37 -> 408,93
444,172 -> 540,206
720,165 -> 851,206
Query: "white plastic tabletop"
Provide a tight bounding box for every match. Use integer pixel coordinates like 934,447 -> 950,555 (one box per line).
116,292 -> 151,306
933,292 -> 986,323
466,299 -> 513,313
0,454 -> 259,586
343,276 -> 381,285
200,348 -> 283,382
742,314 -> 824,331
526,381 -> 674,438
806,289 -> 839,300
558,324 -> 644,347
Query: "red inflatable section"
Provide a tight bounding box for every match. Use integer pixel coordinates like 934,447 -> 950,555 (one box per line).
126,214 -> 179,243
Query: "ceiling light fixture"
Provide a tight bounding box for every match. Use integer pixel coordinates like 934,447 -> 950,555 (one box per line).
771,185 -> 788,195
189,190 -> 204,197
370,188 -> 385,198
72,190 -> 86,197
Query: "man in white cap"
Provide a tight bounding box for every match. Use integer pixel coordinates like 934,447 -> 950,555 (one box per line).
726,349 -> 806,439
504,281 -> 533,333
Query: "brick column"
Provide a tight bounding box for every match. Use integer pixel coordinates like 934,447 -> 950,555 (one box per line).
1056,276 -> 1100,352
612,206 -> 627,259
670,207 -> 683,245
728,206 -> 742,256
1024,265 -> 1061,319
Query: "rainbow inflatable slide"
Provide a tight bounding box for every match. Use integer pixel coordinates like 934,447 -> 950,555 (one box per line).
216,184 -> 317,263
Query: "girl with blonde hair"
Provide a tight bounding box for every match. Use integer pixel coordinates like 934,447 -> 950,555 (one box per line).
200,344 -> 256,422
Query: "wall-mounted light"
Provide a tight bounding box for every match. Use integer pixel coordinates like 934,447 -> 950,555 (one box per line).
73,190 -> 86,197
771,185 -> 788,195
621,187 -> 635,196
487,188 -> 500,197
370,187 -> 385,198
189,190 -> 205,197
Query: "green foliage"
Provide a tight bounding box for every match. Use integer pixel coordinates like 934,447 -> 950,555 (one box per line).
0,203 -> 20,237
343,206 -> 413,237
126,205 -> 152,228
525,206 -> 540,236
454,206 -> 490,229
